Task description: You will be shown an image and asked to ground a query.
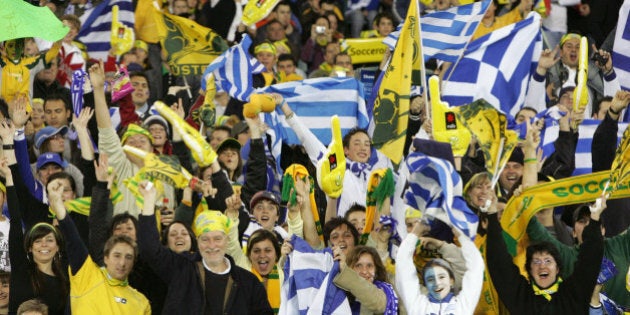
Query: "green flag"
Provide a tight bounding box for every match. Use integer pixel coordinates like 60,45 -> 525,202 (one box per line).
0,0 -> 69,42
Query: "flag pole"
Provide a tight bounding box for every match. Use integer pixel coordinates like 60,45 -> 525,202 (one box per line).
490,137 -> 505,189
418,0 -> 430,121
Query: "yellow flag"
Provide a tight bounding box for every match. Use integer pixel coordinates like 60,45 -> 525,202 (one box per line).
135,0 -> 161,44
453,99 -> 518,181
501,171 -> 630,273
371,0 -> 421,165
154,9 -> 228,76
609,125 -> 630,192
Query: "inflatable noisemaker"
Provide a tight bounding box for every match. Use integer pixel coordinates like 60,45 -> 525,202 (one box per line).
110,5 -> 134,56
241,0 -> 280,26
154,101 -> 218,167
243,93 -> 276,118
430,76 -> 471,157
573,36 -> 589,113
111,66 -> 134,103
360,168 -> 395,245
316,115 -> 346,198
282,164 -> 324,242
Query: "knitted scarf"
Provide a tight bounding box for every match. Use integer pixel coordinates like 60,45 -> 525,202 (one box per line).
252,264 -> 280,314
373,280 -> 399,315
361,168 -> 395,245
282,164 -> 323,242
532,277 -> 563,301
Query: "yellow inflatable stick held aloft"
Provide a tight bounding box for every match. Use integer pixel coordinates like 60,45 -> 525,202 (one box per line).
154,101 -> 217,167
243,93 -> 276,118
110,5 -> 135,56
430,76 -> 471,157
242,0 -> 281,26
317,115 -> 346,198
573,36 -> 589,113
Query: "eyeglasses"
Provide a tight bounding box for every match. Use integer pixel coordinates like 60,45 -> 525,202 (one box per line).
531,258 -> 555,267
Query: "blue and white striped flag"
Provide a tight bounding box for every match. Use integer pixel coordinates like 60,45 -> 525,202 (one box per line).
201,34 -> 265,101
77,0 -> 134,61
442,12 -> 543,118
261,77 -> 369,146
541,119 -> 629,176
383,0 -> 490,63
402,151 -> 478,240
613,0 -> 630,92
260,78 -> 368,180
280,235 -> 351,315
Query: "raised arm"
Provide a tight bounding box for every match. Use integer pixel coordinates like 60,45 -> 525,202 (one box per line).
137,181 -> 184,284
395,221 -> 424,312
88,154 -> 114,266
90,61 -> 112,129
9,97 -> 42,200
50,178 -> 89,275
241,116 -> 268,207
277,95 -> 326,165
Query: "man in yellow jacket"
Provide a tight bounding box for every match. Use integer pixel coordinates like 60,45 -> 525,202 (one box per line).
49,178 -> 150,314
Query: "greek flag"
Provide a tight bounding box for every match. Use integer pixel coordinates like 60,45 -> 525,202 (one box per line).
541,119 -> 629,175
402,151 -> 478,240
382,0 -> 490,63
280,235 -> 351,315
442,12 -> 543,118
613,0 -> 630,92
261,77 -> 369,146
77,0 -> 134,61
201,34 -> 265,101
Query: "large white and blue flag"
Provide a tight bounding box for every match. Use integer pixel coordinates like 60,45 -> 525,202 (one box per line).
441,12 -> 543,118
201,34 -> 265,101
613,0 -> 630,92
541,119 -> 629,176
261,77 -> 369,146
77,0 -> 134,61
279,235 -> 351,315
383,0 -> 490,63
402,151 -> 479,240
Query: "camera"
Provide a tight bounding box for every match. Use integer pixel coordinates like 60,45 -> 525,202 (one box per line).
591,52 -> 609,66
315,26 -> 326,34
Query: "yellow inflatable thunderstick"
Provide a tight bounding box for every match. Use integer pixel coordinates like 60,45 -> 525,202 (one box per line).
430,76 -> 471,157
110,5 -> 134,56
317,115 -> 346,198
243,93 -> 276,118
154,101 -> 218,167
573,36 -> 589,113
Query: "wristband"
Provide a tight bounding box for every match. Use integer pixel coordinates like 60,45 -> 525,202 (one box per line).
524,158 -> 537,164
2,144 -> 14,150
609,107 -> 621,115
189,177 -> 200,189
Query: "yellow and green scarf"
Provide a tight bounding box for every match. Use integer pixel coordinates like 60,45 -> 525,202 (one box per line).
361,168 -> 395,244
532,278 -> 563,301
252,264 -> 280,314
282,164 -> 323,242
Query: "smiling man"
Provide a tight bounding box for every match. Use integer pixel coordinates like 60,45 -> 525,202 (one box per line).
50,179 -> 150,314
137,183 -> 273,315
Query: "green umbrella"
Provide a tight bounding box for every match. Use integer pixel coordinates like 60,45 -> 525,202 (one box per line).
0,0 -> 69,42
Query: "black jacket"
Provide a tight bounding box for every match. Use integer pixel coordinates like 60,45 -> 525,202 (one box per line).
486,213 -> 604,315
137,214 -> 273,315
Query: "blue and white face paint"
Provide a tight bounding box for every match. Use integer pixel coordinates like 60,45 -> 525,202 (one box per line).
424,265 -> 453,300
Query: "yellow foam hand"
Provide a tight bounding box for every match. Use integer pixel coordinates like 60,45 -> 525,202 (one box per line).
154,101 -> 217,167
429,76 -> 471,157
573,36 -> 589,112
110,5 -> 135,56
317,115 -> 346,198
